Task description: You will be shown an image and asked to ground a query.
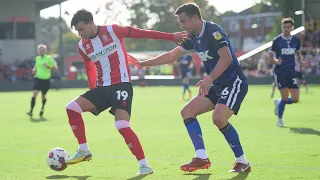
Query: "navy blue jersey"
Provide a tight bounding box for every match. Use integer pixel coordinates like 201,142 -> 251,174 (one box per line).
179,54 -> 192,74
179,21 -> 246,86
270,35 -> 300,75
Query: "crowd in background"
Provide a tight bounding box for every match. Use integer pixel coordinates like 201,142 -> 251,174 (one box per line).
0,59 -> 34,82
1,48 -> 320,83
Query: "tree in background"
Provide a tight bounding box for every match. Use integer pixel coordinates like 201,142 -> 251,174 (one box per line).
51,31 -> 80,55
113,0 -> 220,51
40,17 -> 70,51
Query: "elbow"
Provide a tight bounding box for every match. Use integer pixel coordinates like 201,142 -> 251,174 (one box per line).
226,57 -> 232,66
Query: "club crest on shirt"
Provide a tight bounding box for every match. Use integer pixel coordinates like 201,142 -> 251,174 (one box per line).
212,31 -> 222,40
102,34 -> 108,42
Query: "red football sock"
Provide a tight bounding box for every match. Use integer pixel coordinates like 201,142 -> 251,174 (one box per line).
67,109 -> 87,144
116,120 -> 145,160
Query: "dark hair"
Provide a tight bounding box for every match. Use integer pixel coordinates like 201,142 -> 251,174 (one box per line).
174,3 -> 202,19
282,17 -> 294,26
71,9 -> 93,28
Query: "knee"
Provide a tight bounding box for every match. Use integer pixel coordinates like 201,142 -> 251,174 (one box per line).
212,112 -> 228,129
42,95 -> 46,100
66,101 -> 83,113
33,92 -> 38,97
180,106 -> 196,120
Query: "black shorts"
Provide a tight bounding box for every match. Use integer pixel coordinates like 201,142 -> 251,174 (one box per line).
274,73 -> 299,89
33,78 -> 51,95
205,76 -> 248,115
81,82 -> 133,116
296,71 -> 304,80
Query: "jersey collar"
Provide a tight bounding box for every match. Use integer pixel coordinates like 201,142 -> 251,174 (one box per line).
281,34 -> 292,41
197,20 -> 206,38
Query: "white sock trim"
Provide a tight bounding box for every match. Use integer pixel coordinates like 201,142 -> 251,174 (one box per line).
115,120 -> 130,130
66,101 -> 83,113
236,154 -> 248,164
138,158 -> 149,167
195,149 -> 208,159
79,143 -> 89,151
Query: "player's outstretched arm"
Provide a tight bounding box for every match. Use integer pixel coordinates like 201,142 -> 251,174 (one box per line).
112,24 -> 189,44
139,47 -> 185,67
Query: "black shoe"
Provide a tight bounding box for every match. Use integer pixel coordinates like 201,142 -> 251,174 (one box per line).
40,109 -> 44,117
27,112 -> 33,117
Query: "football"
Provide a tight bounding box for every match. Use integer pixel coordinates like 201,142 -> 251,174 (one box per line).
46,148 -> 69,171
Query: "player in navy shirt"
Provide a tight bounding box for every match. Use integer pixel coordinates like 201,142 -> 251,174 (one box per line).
136,3 -> 250,173
268,17 -> 302,127
178,54 -> 193,100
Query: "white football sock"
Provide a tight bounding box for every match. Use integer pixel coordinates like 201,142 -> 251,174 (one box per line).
236,154 -> 248,164
138,158 -> 149,167
79,143 -> 89,151
195,149 -> 208,159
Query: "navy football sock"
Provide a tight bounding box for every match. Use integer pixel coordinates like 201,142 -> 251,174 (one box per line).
220,123 -> 244,158
184,118 -> 205,151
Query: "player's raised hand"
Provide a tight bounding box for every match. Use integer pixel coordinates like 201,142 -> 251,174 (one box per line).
127,54 -> 142,67
195,76 -> 214,96
173,31 -> 190,45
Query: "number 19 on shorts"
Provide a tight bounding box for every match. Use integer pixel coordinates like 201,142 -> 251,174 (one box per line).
116,90 -> 128,100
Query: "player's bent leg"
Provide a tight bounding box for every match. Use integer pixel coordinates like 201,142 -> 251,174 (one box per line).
180,95 -> 214,172
181,95 -> 214,119
276,88 -> 290,127
302,80 -> 308,93
271,81 -> 276,98
289,89 -> 299,103
27,90 -> 39,117
66,96 -> 95,165
114,109 -> 153,176
39,94 -> 47,117
213,104 -> 251,173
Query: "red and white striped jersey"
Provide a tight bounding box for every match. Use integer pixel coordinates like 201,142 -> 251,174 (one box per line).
77,24 -> 174,89
77,25 -> 131,87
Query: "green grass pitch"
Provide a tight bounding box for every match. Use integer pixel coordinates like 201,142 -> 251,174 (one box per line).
1,85 -> 319,180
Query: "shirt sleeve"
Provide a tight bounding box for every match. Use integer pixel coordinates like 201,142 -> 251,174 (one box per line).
270,40 -> 277,54
49,57 -> 57,67
77,46 -> 96,90
112,24 -> 174,41
179,39 -> 193,52
209,28 -> 228,51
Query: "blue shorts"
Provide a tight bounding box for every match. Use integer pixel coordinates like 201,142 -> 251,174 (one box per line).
205,76 -> 248,115
274,73 -> 299,89
182,71 -> 191,79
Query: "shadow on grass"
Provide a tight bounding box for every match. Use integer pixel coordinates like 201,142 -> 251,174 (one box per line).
290,127 -> 320,136
46,175 -> 91,180
30,117 -> 48,123
182,173 -> 212,180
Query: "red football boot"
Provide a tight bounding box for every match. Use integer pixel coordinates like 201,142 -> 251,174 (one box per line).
180,157 -> 211,172
229,162 -> 251,173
